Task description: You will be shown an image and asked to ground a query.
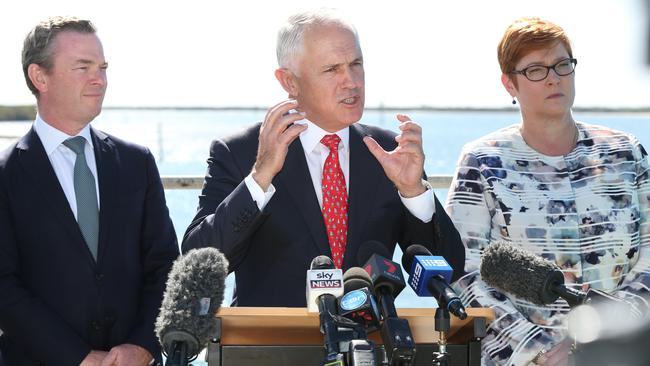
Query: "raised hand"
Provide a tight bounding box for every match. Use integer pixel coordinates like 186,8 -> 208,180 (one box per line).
363,114 -> 427,197
251,99 -> 308,190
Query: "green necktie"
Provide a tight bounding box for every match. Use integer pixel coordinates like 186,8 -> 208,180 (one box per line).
63,136 -> 99,260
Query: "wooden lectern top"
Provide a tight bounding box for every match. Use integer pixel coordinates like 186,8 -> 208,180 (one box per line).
215,307 -> 494,346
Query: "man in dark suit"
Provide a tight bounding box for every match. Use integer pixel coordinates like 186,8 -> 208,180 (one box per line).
182,9 -> 464,307
0,17 -> 179,365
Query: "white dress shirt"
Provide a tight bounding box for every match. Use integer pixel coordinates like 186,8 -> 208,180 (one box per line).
244,119 -> 435,222
33,115 -> 100,219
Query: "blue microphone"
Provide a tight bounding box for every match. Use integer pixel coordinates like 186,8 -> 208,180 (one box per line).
402,245 -> 467,320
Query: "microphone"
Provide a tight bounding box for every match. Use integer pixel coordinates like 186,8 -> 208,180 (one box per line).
306,255 -> 344,313
338,267 -> 381,333
306,255 -> 346,365
358,241 -> 416,366
480,241 -> 622,307
402,245 -> 467,320
155,248 -> 228,366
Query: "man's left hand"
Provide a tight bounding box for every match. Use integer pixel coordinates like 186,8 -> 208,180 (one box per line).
364,114 -> 427,197
99,344 -> 153,366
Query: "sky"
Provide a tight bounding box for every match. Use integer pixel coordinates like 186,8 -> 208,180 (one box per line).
1,0 -> 648,109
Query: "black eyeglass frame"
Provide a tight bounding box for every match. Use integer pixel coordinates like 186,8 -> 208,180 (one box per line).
511,58 -> 578,82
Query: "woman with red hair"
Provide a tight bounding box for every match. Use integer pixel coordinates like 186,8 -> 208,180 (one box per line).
446,18 -> 650,365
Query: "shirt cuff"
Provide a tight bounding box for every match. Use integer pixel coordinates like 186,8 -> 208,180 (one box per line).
399,180 -> 435,223
244,173 -> 276,210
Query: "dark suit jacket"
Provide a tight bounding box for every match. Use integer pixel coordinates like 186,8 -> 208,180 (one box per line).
0,128 -> 179,366
182,122 -> 464,307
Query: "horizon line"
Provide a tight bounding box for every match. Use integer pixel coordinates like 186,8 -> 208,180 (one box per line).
3,105 -> 650,113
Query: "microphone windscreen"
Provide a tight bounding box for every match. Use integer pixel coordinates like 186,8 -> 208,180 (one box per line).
401,244 -> 432,273
480,241 -> 560,305
155,247 -> 229,354
343,267 -> 373,293
357,240 -> 391,265
311,255 -> 335,270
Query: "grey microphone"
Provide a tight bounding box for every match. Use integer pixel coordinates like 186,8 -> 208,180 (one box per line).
480,241 -> 618,307
155,247 -> 229,366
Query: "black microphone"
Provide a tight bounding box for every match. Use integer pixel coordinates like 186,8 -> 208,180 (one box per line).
480,241 -> 622,307
358,241 -> 416,366
155,248 -> 228,366
402,245 -> 467,320
338,267 -> 381,333
307,255 -> 346,365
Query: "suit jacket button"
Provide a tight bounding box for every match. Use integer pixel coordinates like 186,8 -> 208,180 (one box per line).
95,273 -> 104,281
92,321 -> 101,330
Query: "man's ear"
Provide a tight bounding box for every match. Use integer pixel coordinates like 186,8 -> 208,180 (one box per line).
28,63 -> 49,94
501,73 -> 517,97
275,68 -> 299,97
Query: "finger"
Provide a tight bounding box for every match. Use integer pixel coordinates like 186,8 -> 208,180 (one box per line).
99,351 -> 117,366
363,136 -> 388,163
263,99 -> 299,128
392,141 -> 423,156
278,122 -> 308,145
395,129 -> 423,145
269,111 -> 306,136
397,120 -> 422,134
396,113 -> 411,123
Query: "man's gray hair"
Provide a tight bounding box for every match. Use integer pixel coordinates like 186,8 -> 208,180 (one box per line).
276,8 -> 359,71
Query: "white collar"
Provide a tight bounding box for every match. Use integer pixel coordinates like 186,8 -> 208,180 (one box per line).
298,119 -> 350,153
34,115 -> 94,156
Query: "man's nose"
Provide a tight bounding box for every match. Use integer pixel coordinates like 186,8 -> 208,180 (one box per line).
340,66 -> 362,89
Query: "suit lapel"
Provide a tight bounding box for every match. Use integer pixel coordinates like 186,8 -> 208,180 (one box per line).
345,124 -> 382,267
277,138 -> 331,257
91,128 -> 117,264
16,128 -> 94,262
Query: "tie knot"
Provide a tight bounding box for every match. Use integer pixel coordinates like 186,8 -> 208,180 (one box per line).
63,136 -> 87,155
320,134 -> 341,152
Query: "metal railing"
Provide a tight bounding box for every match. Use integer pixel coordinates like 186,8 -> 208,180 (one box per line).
161,175 -> 453,190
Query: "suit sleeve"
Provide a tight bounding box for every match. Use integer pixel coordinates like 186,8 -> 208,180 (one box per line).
0,163 -> 91,365
182,139 -> 266,272
125,150 -> 180,357
396,179 -> 465,281
445,150 -> 562,365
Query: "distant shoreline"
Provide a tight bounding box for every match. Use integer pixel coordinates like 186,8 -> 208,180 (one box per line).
102,105 -> 650,113
2,105 -> 650,121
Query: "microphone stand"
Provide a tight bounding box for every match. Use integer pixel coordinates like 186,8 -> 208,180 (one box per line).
432,308 -> 450,366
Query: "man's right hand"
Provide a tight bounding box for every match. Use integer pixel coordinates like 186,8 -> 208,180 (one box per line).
80,350 -> 108,366
251,99 -> 307,190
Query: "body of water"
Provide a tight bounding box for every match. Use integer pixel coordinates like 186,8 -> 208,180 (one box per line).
2,109 -> 650,308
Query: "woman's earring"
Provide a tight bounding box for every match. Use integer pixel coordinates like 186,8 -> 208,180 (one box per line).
512,97 -> 517,105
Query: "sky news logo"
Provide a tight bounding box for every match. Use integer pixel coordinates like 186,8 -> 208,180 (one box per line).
309,279 -> 342,289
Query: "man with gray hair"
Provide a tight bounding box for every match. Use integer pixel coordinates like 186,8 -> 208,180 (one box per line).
0,16 -> 179,365
182,8 -> 464,306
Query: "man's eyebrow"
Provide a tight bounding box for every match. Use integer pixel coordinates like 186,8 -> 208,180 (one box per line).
322,57 -> 364,70
322,62 -> 342,70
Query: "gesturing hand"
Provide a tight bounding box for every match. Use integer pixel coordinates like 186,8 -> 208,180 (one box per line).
251,99 -> 308,190
363,114 -> 427,197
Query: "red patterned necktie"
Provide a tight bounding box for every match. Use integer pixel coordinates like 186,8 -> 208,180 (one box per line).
321,134 -> 348,269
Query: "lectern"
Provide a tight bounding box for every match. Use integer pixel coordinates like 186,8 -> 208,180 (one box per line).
203,307 -> 493,366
